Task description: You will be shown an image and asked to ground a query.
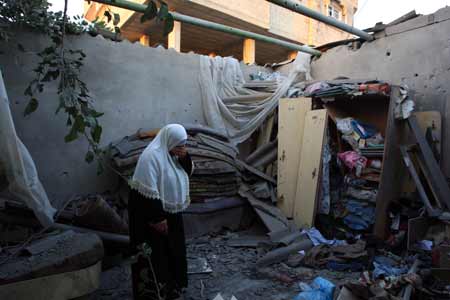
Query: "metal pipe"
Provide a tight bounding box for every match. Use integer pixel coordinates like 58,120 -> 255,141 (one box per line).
87,0 -> 322,56
267,0 -> 374,41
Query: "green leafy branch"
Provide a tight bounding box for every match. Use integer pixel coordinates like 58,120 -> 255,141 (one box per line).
99,0 -> 174,37
133,243 -> 165,300
0,1 -> 108,171
140,0 -> 174,36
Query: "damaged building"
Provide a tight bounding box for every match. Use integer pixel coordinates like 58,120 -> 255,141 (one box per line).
0,1 -> 450,300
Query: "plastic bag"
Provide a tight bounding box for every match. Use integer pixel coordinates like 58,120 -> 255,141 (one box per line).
294,277 -> 335,300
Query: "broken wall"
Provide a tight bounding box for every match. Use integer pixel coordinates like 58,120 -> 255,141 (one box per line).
311,6 -> 450,177
0,30 -> 224,205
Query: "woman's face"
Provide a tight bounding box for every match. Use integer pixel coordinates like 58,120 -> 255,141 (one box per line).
170,145 -> 187,158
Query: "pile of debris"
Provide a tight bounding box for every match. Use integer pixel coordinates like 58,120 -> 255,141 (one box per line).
110,125 -> 242,203
330,117 -> 383,234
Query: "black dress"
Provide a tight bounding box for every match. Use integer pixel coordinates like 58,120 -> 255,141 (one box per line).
128,154 -> 193,300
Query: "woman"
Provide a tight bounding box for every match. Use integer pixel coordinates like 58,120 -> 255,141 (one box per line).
128,124 -> 193,300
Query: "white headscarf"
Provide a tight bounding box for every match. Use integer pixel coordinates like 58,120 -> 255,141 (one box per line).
129,124 -> 190,213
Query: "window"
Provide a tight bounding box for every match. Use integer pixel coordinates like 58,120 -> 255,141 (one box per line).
327,4 -> 341,20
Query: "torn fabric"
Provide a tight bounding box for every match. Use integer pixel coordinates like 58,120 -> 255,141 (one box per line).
198,52 -> 311,144
0,70 -> 56,226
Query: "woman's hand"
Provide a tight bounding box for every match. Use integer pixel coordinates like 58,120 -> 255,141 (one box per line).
149,219 -> 168,235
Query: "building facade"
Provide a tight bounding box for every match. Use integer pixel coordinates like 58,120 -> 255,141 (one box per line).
84,0 -> 358,64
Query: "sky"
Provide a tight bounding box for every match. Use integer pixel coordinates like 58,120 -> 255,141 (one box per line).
48,0 -> 84,18
49,0 -> 450,29
354,0 -> 450,29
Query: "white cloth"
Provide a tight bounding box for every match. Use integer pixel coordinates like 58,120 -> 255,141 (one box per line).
198,52 -> 312,144
128,124 -> 190,213
0,70 -> 56,226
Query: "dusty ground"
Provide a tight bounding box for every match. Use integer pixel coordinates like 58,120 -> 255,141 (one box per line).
90,230 -> 360,300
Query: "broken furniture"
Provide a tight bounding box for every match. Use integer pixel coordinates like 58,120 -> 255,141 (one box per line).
400,115 -> 450,216
276,80 -> 448,243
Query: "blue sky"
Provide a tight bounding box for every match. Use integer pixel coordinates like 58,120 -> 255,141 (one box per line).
49,0 -> 450,29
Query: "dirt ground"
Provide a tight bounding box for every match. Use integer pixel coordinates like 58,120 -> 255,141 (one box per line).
90,230 -> 360,300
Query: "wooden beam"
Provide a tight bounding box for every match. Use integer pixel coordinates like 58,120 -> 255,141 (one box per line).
139,34 -> 150,46
243,38 -> 256,64
168,20 -> 181,52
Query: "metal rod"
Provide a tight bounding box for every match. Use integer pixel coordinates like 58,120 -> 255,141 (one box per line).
86,0 -> 322,56
267,0 -> 374,41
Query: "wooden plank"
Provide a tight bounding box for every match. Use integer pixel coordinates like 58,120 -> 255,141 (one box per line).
400,146 -> 437,215
277,98 -> 311,218
374,87 -> 409,239
414,111 -> 442,157
402,111 -> 442,194
408,115 -> 450,210
293,109 -> 327,228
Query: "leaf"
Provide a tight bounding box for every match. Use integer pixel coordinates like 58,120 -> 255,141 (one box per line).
49,69 -> 60,80
163,13 -> 174,36
92,125 -> 102,143
157,3 -> 169,21
17,43 -> 25,52
104,11 -> 112,23
73,114 -> 85,133
90,109 -> 104,118
85,116 -> 97,127
24,85 -> 32,96
43,46 -> 55,54
85,150 -> 94,163
140,1 -> 158,23
64,128 -> 78,143
96,161 -> 104,175
24,98 -> 38,116
113,13 -> 120,26
114,26 -> 121,34
41,72 -> 53,82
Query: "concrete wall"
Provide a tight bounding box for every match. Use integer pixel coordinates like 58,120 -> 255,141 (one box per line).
311,6 -> 450,176
1,31 -> 209,206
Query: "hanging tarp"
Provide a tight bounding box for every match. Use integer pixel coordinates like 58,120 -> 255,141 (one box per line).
0,70 -> 56,226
